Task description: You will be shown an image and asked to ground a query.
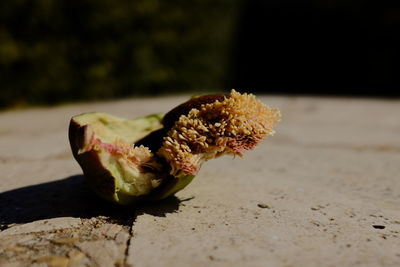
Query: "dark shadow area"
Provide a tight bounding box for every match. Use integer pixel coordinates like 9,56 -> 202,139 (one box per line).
229,0 -> 400,97
0,175 -> 187,226
136,196 -> 195,217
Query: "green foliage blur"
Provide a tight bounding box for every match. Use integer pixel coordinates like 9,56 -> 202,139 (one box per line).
0,0 -> 239,108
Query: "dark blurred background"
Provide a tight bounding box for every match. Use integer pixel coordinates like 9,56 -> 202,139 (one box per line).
0,0 -> 399,109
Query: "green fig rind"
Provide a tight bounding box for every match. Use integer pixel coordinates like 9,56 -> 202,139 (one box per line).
69,113 -> 195,205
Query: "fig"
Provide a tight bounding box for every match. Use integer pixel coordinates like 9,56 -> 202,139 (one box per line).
69,90 -> 281,205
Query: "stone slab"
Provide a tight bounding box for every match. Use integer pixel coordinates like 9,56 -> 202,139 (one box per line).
0,95 -> 399,266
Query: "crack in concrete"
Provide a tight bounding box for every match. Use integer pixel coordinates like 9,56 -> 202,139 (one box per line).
123,214 -> 136,267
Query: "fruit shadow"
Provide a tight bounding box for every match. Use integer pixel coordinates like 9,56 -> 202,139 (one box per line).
0,175 -> 189,227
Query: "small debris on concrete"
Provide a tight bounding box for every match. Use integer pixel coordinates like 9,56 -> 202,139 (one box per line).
257,203 -> 270,209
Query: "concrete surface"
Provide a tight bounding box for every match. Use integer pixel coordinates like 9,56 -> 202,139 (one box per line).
1,95 -> 399,267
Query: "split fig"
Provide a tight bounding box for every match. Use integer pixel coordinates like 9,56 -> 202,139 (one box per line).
69,90 -> 281,205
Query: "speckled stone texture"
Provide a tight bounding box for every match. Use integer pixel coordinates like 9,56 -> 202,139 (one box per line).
1,95 -> 399,267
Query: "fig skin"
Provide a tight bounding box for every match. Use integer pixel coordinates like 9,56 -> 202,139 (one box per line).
162,94 -> 228,130
69,112 -> 196,205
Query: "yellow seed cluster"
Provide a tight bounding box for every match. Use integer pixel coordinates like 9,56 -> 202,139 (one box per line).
158,90 -> 281,176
